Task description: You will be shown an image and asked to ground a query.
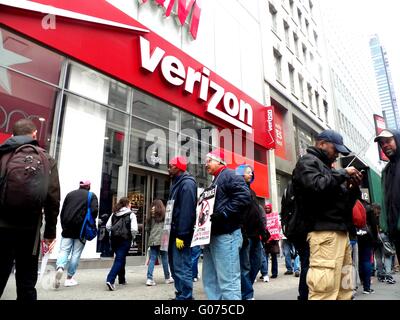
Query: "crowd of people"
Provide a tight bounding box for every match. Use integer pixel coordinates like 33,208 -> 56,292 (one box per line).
0,119 -> 400,301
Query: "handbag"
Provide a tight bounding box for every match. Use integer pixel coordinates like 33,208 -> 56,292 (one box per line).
379,233 -> 396,256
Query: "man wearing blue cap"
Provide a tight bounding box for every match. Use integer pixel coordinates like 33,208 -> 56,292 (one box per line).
292,129 -> 362,300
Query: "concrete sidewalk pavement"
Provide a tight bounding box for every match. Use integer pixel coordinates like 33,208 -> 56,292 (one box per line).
2,257 -> 400,300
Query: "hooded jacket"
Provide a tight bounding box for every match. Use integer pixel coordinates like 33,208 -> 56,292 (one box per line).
168,172 -> 197,242
0,136 -> 60,239
292,146 -> 360,233
380,129 -> 400,238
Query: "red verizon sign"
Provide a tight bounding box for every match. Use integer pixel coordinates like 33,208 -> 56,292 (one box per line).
138,0 -> 201,39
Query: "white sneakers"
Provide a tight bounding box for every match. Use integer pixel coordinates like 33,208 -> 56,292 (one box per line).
146,279 -> 156,286
165,277 -> 174,284
263,275 -> 270,282
64,278 -> 78,287
54,268 -> 63,289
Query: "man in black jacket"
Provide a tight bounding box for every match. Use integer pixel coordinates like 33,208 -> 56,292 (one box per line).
54,180 -> 98,289
0,119 -> 60,301
236,164 -> 268,300
202,149 -> 251,300
374,129 -> 400,262
293,129 -> 362,300
167,156 -> 197,300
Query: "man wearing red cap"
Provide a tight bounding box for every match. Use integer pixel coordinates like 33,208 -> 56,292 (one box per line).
202,149 -> 251,300
53,180 -> 98,289
167,156 -> 197,300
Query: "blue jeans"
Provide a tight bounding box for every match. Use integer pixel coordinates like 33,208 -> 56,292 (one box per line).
191,245 -> 202,279
56,237 -> 86,277
265,253 -> 278,277
260,247 -> 268,276
106,239 -> 131,284
203,229 -> 243,300
240,237 -> 262,299
358,243 -> 373,291
147,246 -> 170,280
282,239 -> 300,272
168,236 -> 193,300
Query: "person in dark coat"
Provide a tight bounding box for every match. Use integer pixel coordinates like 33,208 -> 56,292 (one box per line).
292,129 -> 362,300
374,129 -> 400,262
0,119 -> 60,301
167,156 -> 197,300
236,164 -> 268,300
54,180 -> 98,289
202,149 -> 251,300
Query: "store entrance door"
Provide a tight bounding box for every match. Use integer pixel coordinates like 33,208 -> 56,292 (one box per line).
127,167 -> 170,256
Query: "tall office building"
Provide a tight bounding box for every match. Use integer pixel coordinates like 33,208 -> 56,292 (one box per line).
370,34 -> 400,130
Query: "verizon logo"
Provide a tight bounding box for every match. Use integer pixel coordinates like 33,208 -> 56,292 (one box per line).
139,36 -> 253,133
138,0 -> 201,39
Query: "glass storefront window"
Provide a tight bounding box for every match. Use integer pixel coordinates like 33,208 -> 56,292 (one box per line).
0,67 -> 59,148
0,28 -> 64,86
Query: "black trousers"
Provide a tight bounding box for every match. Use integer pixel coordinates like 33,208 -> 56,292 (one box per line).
0,228 -> 39,301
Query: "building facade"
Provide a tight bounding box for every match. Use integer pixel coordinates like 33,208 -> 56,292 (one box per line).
369,34 -> 400,130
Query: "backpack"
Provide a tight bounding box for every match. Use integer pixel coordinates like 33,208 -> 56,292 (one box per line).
79,192 -> 97,242
352,199 -> 367,229
280,180 -> 307,243
110,212 -> 131,241
0,144 -> 49,214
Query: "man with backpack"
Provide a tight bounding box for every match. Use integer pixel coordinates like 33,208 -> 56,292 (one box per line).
54,180 -> 98,288
0,119 -> 60,301
292,129 -> 362,300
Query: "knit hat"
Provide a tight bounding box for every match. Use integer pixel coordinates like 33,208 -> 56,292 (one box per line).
169,156 -> 187,172
235,164 -> 255,184
79,180 -> 91,187
206,149 -> 226,165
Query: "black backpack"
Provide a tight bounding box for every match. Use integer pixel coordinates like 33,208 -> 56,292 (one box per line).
280,180 -> 307,243
111,213 -> 132,241
0,144 -> 49,214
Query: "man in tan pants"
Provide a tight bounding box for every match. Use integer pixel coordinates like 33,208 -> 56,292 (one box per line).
292,130 -> 362,300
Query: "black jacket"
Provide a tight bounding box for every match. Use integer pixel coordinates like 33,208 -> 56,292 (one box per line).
241,188 -> 268,241
60,188 -> 98,239
292,146 -> 360,233
211,168 -> 251,235
0,136 -> 60,239
168,172 -> 197,242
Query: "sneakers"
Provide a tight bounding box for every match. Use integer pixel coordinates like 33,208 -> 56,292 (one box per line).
165,277 -> 174,284
54,267 -> 63,289
284,271 -> 294,275
146,279 -> 156,286
362,289 -> 375,294
193,278 -> 198,282
294,271 -> 300,277
263,275 -> 270,282
385,277 -> 396,284
106,282 -> 115,291
64,278 -> 78,287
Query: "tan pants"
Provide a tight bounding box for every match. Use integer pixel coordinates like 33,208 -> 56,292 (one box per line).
307,231 -> 353,300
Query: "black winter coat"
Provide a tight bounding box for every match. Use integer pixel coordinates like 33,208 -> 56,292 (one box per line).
211,168 -> 251,235
292,147 -> 360,233
60,188 -> 98,239
241,188 -> 268,241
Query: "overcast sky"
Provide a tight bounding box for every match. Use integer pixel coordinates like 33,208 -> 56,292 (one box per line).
344,0 -> 400,105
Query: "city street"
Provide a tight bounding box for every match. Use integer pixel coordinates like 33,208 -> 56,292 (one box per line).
2,257 -> 399,300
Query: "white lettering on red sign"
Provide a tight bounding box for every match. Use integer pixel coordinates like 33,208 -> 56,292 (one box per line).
138,0 -> 201,39
267,109 -> 273,132
139,36 -> 253,132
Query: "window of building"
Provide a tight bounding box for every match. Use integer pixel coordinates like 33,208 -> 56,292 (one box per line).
313,30 -> 319,48
269,3 -> 278,33
305,19 -> 310,37
315,91 -> 320,118
307,83 -> 313,111
293,32 -> 299,57
323,100 -> 329,124
289,0 -> 295,16
297,8 -> 302,29
298,74 -> 304,102
302,44 -> 307,65
284,20 -> 290,47
288,64 -> 295,94
273,48 -> 283,82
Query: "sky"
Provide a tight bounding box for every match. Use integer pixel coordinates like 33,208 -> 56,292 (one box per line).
344,0 -> 400,105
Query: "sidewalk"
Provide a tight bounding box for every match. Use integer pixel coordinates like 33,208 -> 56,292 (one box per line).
2,257 -> 400,300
